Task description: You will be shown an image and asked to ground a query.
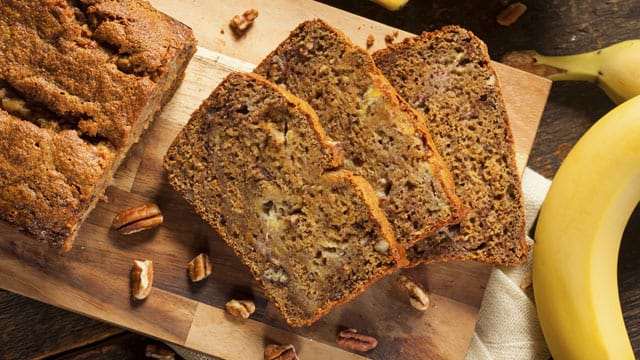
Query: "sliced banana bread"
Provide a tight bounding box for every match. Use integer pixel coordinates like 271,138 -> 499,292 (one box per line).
164,72 -> 406,327
373,26 -> 528,265
254,19 -> 464,249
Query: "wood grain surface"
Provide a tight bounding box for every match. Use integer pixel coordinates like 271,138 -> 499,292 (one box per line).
19,0 -> 640,359
0,34 -> 547,360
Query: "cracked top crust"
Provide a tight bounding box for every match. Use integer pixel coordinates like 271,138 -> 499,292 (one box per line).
0,0 -> 196,249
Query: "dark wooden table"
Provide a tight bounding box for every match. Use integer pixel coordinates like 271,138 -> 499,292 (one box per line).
1,0 -> 638,358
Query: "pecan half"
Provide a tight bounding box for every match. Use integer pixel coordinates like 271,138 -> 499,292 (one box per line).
497,2 -> 527,26
145,343 -> 175,360
112,203 -> 163,235
131,259 -> 153,300
229,9 -> 259,37
397,275 -> 430,311
225,299 -> 255,319
264,343 -> 298,360
188,253 -> 213,282
336,329 -> 378,352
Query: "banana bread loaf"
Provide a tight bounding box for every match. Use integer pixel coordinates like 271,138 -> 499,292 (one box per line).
373,26 -> 528,265
164,72 -> 406,327
254,19 -> 464,249
0,0 -> 196,250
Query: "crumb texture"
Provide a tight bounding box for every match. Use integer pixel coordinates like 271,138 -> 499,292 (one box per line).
0,0 -> 196,248
373,26 -> 527,265
164,72 -> 403,326
254,19 -> 463,248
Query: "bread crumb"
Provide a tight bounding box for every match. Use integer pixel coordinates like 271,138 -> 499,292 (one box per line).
384,30 -> 399,45
497,2 -> 527,26
229,9 -> 259,37
366,34 -> 375,48
220,27 -> 225,34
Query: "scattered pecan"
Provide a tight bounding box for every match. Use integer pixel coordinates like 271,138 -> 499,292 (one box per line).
264,343 -> 298,360
112,203 -> 163,235
188,253 -> 213,282
497,2 -> 527,26
397,275 -> 430,311
336,328 -> 378,352
225,299 -> 256,319
145,342 -> 175,360
229,9 -> 259,37
131,260 -> 153,300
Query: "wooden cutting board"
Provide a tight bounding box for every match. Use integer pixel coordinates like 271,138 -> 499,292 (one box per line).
0,1 -> 550,359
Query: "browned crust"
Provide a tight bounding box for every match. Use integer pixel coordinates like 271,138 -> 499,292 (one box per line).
0,0 -> 197,250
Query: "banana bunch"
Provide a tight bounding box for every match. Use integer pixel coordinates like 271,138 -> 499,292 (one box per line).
368,0 -> 408,11
533,94 -> 640,359
502,40 -> 640,104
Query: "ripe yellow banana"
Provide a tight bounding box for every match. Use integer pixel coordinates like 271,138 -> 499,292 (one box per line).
368,0 -> 408,11
502,40 -> 640,104
533,94 -> 640,359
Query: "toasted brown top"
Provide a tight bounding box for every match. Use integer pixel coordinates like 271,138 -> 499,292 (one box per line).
373,26 -> 528,265
0,0 -> 194,148
0,112 -> 112,245
0,0 -> 196,248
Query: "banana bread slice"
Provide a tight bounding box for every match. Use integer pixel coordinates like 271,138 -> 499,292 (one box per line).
373,26 -> 528,265
164,72 -> 406,327
254,19 -> 464,249
0,0 -> 196,250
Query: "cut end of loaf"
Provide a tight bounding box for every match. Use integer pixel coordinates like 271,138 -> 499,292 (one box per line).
0,0 -> 196,250
254,19 -> 465,248
373,26 -> 528,265
164,72 -> 404,326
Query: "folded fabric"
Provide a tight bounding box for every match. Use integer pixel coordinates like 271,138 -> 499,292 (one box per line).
466,167 -> 552,360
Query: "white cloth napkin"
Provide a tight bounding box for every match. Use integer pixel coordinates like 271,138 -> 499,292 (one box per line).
465,167 -> 552,360
169,167 -> 553,360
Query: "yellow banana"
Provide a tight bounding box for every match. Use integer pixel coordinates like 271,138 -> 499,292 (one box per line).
368,0 -> 408,11
502,40 -> 640,104
533,94 -> 640,359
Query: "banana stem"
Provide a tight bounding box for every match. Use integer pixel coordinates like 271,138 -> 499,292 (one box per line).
534,51 -> 601,82
503,40 -> 640,104
502,49 -> 601,82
